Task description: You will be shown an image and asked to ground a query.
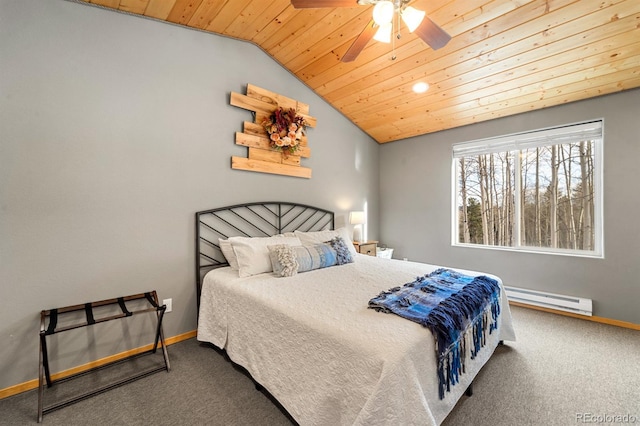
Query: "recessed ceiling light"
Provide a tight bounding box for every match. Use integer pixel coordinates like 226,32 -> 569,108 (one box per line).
412,82 -> 429,93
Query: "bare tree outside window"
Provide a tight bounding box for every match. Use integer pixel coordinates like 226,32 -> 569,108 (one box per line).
453,121 -> 602,257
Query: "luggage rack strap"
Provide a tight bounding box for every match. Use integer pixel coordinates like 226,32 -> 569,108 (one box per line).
41,292 -> 162,335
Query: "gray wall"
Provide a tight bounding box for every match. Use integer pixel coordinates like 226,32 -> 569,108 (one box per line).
380,88 -> 640,324
0,0 -> 379,389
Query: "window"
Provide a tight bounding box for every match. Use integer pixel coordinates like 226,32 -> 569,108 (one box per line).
452,120 -> 603,257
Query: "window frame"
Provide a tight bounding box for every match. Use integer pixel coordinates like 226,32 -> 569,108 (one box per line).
451,119 -> 604,258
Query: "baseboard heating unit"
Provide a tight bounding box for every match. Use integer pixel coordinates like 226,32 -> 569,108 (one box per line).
504,286 -> 593,316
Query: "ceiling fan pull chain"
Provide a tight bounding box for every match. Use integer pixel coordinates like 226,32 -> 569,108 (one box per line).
391,7 -> 398,60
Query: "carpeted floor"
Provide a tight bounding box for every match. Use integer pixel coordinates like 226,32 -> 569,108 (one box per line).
442,307 -> 639,426
1,306 -> 638,425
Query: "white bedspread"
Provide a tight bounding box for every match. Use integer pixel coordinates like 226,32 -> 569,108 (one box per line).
197,254 -> 516,426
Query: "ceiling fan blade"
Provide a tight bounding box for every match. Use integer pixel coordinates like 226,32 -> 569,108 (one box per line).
414,16 -> 451,50
291,0 -> 357,8
341,19 -> 376,63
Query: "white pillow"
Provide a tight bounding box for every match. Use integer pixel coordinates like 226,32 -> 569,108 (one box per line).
229,236 -> 302,277
294,227 -> 357,257
218,238 -> 239,270
275,232 -> 296,238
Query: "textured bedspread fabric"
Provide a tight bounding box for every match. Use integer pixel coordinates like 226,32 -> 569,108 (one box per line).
197,255 -> 516,426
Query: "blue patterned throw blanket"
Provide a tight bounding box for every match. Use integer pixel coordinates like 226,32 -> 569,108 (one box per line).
368,268 -> 501,399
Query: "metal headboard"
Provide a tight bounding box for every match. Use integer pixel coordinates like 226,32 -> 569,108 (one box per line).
195,202 -> 335,307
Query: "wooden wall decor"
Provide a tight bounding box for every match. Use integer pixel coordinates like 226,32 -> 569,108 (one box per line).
230,84 -> 317,179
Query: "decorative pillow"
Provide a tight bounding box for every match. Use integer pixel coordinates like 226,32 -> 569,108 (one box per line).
218,238 -> 239,270
294,227 -> 357,257
268,243 -> 339,277
295,244 -> 338,272
268,244 -> 299,277
326,236 -> 354,265
229,236 -> 301,278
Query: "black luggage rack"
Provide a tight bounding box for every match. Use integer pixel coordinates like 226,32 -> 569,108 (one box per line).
37,291 -> 170,422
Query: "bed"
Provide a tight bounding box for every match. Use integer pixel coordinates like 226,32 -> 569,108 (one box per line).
195,202 -> 516,425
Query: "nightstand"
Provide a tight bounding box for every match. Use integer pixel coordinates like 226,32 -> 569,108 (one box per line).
353,241 -> 378,256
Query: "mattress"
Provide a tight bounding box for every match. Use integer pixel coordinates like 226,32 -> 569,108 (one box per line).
197,254 -> 516,425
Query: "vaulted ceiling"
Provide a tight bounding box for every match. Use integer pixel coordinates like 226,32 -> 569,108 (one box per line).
74,0 -> 640,143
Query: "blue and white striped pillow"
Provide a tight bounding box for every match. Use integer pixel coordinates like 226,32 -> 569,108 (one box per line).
269,243 -> 339,277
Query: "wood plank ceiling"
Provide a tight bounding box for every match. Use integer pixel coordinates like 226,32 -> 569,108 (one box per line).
75,0 -> 640,143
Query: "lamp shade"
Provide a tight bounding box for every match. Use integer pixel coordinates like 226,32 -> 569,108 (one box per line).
349,211 -> 366,225
373,23 -> 392,43
401,6 -> 425,33
372,1 -> 394,25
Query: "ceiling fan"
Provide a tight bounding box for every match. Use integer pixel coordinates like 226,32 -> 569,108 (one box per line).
290,0 -> 451,62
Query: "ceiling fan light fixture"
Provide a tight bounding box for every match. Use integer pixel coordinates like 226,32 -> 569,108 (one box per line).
335,0 -> 451,62
401,6 -> 426,33
373,23 -> 392,43
372,1 -> 394,25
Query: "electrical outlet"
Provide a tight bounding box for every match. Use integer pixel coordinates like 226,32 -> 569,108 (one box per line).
162,298 -> 172,313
